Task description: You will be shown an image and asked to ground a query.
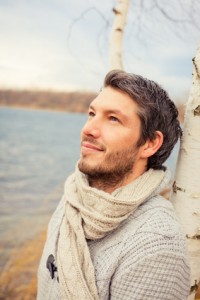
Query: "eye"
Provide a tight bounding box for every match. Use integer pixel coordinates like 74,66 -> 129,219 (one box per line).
88,111 -> 95,118
109,116 -> 120,122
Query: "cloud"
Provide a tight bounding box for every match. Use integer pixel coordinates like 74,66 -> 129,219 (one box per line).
0,0 -> 199,98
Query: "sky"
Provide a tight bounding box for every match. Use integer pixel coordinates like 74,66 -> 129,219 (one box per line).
0,0 -> 200,101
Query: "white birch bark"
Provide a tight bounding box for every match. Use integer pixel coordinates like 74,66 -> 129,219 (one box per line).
109,0 -> 130,70
171,41 -> 200,300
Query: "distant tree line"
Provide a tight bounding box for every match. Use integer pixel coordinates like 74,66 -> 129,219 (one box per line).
0,89 -> 97,113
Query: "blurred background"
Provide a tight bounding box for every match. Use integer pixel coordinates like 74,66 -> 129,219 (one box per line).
0,0 -> 200,298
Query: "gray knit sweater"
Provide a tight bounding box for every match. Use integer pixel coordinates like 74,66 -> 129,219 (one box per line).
37,177 -> 190,300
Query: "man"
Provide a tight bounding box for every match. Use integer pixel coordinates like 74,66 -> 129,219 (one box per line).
37,70 -> 190,300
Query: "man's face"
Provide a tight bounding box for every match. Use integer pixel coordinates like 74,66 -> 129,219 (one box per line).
78,86 -> 143,183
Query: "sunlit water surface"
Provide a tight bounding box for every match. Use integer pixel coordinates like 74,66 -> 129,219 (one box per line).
0,107 -> 86,267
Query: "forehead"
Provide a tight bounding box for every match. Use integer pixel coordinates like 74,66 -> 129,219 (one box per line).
90,86 -> 140,118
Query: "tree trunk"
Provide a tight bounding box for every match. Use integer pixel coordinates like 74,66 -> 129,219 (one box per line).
171,41 -> 200,300
109,0 -> 130,70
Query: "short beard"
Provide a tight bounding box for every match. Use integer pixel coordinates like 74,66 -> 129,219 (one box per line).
78,146 -> 138,191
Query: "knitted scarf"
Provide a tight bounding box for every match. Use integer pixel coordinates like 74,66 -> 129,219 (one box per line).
57,165 -> 167,300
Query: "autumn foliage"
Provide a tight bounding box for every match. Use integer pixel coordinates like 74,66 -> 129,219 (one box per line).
0,230 -> 46,300
0,89 -> 97,113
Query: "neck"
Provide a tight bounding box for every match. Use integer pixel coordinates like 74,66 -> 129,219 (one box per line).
88,165 -> 146,194
89,177 -> 125,194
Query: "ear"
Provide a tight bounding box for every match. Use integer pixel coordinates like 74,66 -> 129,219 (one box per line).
140,131 -> 163,158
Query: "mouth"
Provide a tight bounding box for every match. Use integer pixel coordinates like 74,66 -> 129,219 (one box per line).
81,141 -> 104,155
81,141 -> 104,152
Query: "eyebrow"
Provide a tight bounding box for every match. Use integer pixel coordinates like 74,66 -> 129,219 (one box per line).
89,105 -> 129,121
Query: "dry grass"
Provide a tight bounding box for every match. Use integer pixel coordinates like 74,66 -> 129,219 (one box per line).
0,230 -> 46,300
195,282 -> 200,300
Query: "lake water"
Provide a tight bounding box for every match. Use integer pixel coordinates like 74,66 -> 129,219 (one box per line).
0,107 -> 87,268
0,107 -> 179,269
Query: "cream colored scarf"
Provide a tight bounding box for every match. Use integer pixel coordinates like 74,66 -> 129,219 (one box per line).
57,165 -> 166,300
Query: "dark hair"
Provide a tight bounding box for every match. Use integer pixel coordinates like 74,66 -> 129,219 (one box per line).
104,70 -> 182,171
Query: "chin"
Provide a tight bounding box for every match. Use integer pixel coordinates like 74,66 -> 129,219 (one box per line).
78,159 -> 97,174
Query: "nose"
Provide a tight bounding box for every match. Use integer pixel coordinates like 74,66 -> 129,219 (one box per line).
81,118 -> 101,138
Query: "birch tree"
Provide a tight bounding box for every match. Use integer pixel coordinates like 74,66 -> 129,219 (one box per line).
109,0 -> 130,70
171,42 -> 200,300
67,1 -> 200,75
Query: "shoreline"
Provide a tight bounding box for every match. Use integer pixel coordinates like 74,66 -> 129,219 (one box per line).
0,89 -> 97,114
0,104 -> 86,114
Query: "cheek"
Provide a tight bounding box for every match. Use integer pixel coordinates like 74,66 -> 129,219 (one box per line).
104,130 -> 135,150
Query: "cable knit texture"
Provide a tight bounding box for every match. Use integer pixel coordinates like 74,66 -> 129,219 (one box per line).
37,166 -> 190,300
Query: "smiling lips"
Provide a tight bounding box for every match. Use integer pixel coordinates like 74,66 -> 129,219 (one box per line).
81,141 -> 104,152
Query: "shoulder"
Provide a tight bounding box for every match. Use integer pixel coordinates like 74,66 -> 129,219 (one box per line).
129,194 -> 183,235
132,195 -> 183,236
89,195 -> 188,263
120,195 -> 188,259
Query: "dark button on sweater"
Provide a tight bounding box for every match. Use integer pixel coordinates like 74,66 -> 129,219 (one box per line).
46,254 -> 57,279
